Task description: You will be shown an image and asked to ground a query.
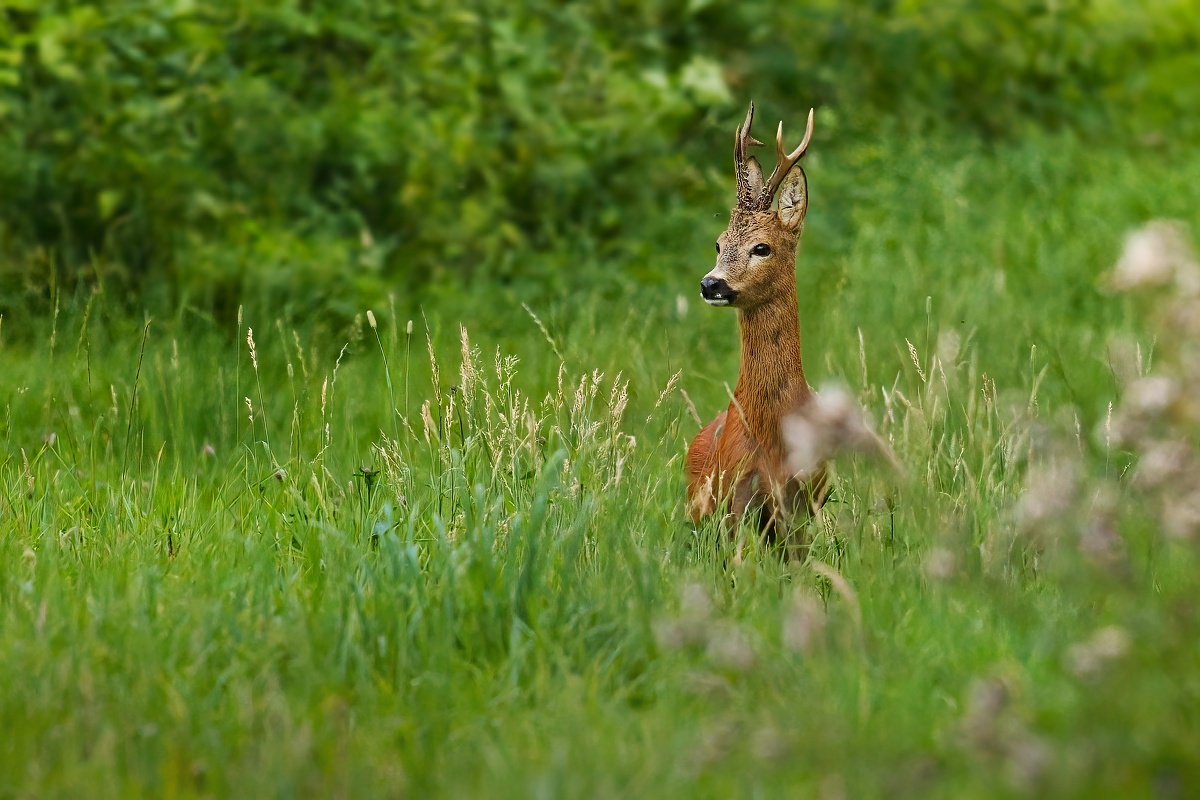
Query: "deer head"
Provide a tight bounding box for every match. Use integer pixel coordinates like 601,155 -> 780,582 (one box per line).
700,102 -> 814,309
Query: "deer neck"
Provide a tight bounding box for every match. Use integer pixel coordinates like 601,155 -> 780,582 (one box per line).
733,285 -> 809,456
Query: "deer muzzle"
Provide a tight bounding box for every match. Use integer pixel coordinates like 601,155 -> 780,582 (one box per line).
701,275 -> 737,306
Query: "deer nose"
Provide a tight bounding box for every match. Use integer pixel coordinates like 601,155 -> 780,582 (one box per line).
700,276 -> 736,305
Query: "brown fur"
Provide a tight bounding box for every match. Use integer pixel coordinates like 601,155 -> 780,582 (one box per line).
686,151 -> 825,537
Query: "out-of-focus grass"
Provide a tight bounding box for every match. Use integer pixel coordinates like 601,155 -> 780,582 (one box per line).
2,132 -> 1199,798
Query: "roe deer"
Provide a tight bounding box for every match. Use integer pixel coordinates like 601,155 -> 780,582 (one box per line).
685,101 -> 826,537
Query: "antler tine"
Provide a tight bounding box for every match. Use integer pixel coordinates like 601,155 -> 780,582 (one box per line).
734,100 -> 764,166
733,100 -> 766,209
763,107 -> 815,201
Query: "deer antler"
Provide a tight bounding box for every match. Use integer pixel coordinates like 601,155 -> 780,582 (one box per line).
759,107 -> 815,208
734,101 -> 765,210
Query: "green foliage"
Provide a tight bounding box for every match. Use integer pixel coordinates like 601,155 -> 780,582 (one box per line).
1,0 -> 1197,316
0,0 -> 704,312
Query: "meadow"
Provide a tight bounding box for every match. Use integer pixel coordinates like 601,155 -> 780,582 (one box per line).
2,123 -> 1199,798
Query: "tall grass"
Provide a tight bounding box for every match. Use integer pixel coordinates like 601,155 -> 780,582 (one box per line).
2,133 -> 1200,797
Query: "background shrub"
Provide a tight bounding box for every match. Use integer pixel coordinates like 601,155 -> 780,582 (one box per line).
0,0 -> 1196,316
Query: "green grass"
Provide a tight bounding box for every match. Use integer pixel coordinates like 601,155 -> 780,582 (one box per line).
3,132 -> 1200,798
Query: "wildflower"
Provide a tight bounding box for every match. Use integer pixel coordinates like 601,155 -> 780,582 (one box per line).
1078,500 -> 1128,574
960,678 -> 1010,754
1005,735 -> 1052,794
654,583 -> 714,651
1110,220 -> 1199,292
690,721 -> 740,772
675,294 -> 689,318
1124,375 -> 1178,420
1013,456 -> 1078,532
924,547 -> 958,581
936,329 -> 961,367
782,384 -> 895,479
1105,335 -> 1144,386
781,589 -> 826,654
706,626 -> 756,673
1134,440 -> 1191,488
1066,626 -> 1131,681
751,726 -> 790,762
1162,490 -> 1200,540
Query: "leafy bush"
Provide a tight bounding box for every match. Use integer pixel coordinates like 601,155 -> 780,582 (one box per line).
0,0 -> 1196,315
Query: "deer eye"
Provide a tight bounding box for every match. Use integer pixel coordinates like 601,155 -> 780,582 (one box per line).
752,243 -> 771,257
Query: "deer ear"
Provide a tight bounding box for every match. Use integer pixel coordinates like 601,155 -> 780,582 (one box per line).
743,155 -> 764,199
777,166 -> 807,232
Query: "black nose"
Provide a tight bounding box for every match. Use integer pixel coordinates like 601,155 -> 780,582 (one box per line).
700,276 -> 734,301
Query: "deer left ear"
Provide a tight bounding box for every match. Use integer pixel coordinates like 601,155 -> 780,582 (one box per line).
777,166 -> 808,233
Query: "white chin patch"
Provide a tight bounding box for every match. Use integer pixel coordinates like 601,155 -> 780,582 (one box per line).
704,297 -> 732,307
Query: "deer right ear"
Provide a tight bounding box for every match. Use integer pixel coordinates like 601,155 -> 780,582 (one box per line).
777,166 -> 807,233
743,156 -> 764,200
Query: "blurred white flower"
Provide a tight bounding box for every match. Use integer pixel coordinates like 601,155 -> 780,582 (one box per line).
675,294 -> 689,319
706,626 -> 756,673
1162,490 -> 1200,541
782,384 -> 895,479
1013,457 -> 1079,531
1110,220 -> 1199,292
1125,375 -> 1178,419
1066,626 -> 1131,681
781,590 -> 826,654
924,547 -> 958,581
1135,440 -> 1191,488
654,582 -> 715,651
936,329 -> 961,366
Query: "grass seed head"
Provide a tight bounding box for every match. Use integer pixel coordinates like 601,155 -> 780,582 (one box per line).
459,325 -> 479,399
420,400 -> 436,445
246,327 -> 258,370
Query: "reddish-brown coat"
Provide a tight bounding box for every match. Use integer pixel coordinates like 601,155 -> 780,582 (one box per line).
685,106 -> 825,534
685,273 -> 824,532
